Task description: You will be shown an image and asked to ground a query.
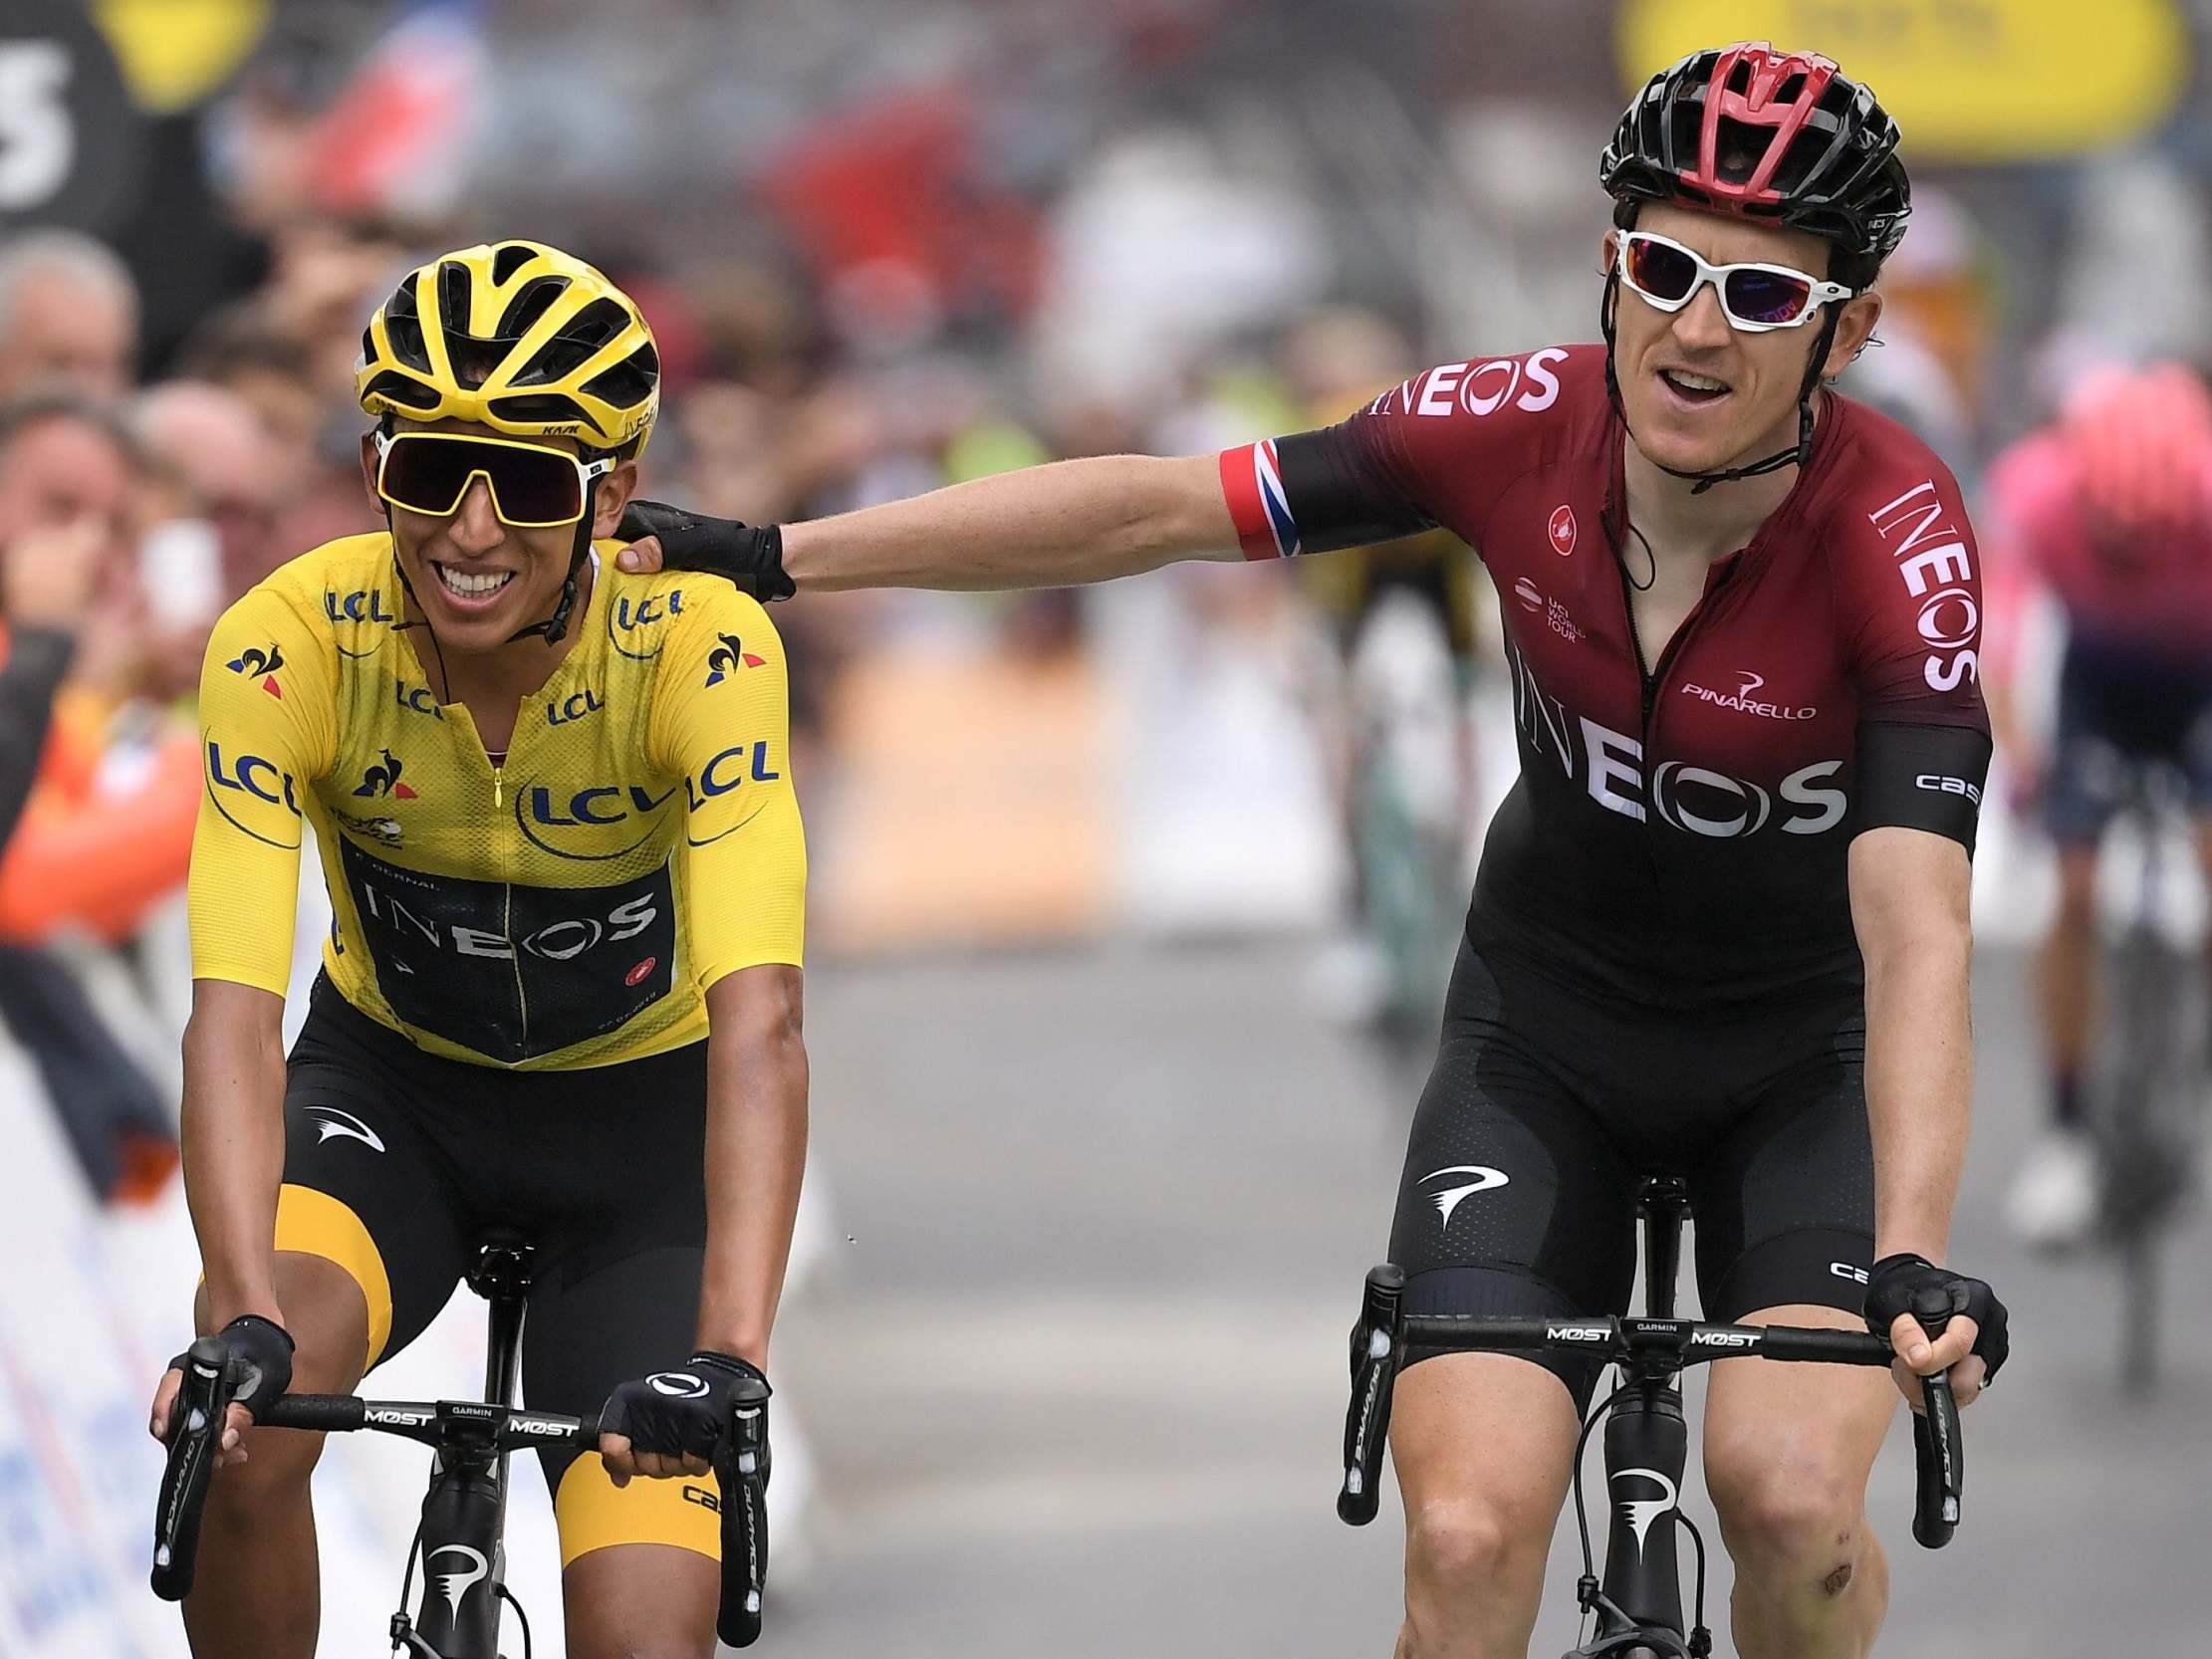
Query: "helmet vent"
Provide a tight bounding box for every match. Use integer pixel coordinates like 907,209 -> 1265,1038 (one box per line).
581,343 -> 658,410
496,276 -> 570,344
491,242 -> 536,283
1714,118 -> 1766,186
562,298 -> 632,352
490,392 -> 591,427
383,312 -> 430,372
362,370 -> 441,412
1777,72 -> 1807,103
436,262 -> 472,330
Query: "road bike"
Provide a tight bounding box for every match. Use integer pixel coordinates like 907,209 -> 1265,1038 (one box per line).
2089,759 -> 2208,1396
151,1233 -> 769,1657
1338,1176 -> 1966,1658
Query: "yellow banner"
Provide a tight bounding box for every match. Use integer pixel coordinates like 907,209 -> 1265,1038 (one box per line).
1618,0 -> 2190,161
93,0 -> 273,116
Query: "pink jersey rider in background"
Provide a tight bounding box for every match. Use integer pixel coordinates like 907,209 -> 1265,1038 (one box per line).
1983,363 -> 2212,1246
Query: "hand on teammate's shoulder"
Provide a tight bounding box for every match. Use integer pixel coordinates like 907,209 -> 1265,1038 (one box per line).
614,500 -> 792,600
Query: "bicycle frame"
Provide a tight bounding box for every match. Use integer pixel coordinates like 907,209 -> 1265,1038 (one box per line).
1588,1178 -> 1695,1652
398,1236 -> 532,1659
1339,1176 -> 1965,1659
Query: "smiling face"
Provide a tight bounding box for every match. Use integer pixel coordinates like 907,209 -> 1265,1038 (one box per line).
361,415 -> 636,653
1607,201 -> 1882,478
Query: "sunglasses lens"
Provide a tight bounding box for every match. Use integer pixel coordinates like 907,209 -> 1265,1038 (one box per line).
1723,268 -> 1815,326
379,437 -> 582,525
1625,236 -> 1698,303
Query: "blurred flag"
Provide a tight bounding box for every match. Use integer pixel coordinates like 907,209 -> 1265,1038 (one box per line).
309,0 -> 486,222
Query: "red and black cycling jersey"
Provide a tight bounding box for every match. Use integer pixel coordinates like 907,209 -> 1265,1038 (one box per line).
1219,345 -> 1990,1004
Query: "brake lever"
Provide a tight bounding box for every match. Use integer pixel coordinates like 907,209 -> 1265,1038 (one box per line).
714,1377 -> 771,1647
1906,1291 -> 1963,1548
1340,1264 -> 1406,1526
150,1335 -> 233,1600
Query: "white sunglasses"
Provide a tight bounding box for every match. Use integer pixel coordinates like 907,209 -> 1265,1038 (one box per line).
1613,230 -> 1854,333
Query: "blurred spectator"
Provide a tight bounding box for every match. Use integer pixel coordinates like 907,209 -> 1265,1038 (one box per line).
175,315 -> 329,504
0,393 -> 181,1204
0,486 -> 103,853
135,379 -> 285,601
0,232 -> 141,403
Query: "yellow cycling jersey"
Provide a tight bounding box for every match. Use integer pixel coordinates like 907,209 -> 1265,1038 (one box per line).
189,533 -> 805,1069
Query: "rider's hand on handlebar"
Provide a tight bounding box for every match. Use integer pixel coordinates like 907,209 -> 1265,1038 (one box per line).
1863,1254 -> 2009,1411
599,1351 -> 770,1489
147,1314 -> 296,1469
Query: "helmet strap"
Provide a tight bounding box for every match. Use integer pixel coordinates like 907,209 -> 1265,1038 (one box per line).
505,477 -> 602,646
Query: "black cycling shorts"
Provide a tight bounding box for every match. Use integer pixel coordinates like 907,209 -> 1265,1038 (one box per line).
2043,636 -> 2212,844
273,975 -> 721,1566
1387,942 -> 1876,1412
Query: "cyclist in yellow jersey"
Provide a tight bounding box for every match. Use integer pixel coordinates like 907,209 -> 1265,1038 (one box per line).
147,241 -> 808,1659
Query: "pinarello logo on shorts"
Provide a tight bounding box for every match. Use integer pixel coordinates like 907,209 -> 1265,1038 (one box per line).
1514,577 -> 1543,612
1549,505 -> 1578,557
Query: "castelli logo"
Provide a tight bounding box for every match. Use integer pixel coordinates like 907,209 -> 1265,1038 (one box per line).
1549,505 -> 1578,557
625,957 -> 658,987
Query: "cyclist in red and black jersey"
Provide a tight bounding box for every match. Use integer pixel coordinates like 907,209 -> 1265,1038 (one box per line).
621,42 -> 2009,1659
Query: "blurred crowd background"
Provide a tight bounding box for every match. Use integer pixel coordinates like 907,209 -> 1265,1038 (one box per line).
3,1 -> 2210,1654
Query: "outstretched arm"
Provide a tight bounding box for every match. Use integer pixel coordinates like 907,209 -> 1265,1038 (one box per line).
617,358 -> 1520,595
781,453 -> 1237,591
619,452 -> 1241,592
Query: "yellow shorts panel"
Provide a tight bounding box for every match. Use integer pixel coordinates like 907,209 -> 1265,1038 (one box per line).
272,1183 -> 394,1371
553,1454 -> 722,1569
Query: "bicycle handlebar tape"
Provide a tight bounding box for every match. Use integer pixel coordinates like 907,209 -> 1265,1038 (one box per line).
150,1335 -> 230,1600
715,1375 -> 771,1647
1340,1265 -> 1407,1526
260,1394 -> 369,1433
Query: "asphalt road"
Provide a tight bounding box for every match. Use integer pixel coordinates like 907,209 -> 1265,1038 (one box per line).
766,937 -> 2212,1659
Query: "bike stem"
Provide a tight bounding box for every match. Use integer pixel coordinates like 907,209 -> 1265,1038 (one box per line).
401,1240 -> 535,1659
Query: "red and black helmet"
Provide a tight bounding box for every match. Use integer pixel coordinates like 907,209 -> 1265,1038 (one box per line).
1600,42 -> 1909,285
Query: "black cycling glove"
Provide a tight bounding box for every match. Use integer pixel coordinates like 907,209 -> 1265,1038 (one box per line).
601,1351 -> 772,1473
1863,1254 -> 2010,1384
166,1314 -> 296,1423
617,501 -> 793,601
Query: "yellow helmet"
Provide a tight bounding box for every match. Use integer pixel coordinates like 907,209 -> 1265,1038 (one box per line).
356,240 -> 659,458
